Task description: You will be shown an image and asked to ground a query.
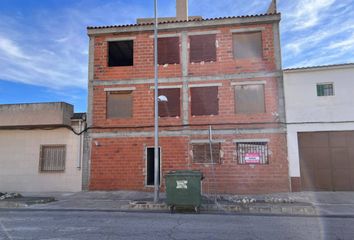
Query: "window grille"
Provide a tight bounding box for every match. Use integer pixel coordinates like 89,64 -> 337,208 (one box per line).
236,142 -> 269,164
192,143 -> 221,164
39,145 -> 66,172
317,83 -> 334,96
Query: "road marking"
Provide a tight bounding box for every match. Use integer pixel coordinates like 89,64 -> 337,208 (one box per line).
0,219 -> 13,240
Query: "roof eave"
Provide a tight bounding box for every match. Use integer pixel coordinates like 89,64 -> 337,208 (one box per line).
284,63 -> 354,73
87,14 -> 281,36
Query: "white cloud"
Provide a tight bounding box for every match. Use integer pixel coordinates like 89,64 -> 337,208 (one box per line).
0,37 -> 30,60
0,0 -> 353,89
326,33 -> 354,50
0,0 -> 151,90
286,0 -> 336,31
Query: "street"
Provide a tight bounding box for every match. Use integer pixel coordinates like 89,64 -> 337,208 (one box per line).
0,210 -> 353,240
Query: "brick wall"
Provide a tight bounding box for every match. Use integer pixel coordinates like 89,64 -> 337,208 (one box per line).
89,18 -> 289,194
90,133 -> 289,194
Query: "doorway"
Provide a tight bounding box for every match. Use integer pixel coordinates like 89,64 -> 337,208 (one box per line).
146,147 -> 161,186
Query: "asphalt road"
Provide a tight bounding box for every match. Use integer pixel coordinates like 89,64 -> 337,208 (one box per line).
0,210 -> 353,240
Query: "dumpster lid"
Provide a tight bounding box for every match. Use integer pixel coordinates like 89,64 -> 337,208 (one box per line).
165,170 -> 203,176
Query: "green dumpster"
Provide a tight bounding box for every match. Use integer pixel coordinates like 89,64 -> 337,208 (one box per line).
165,170 -> 203,213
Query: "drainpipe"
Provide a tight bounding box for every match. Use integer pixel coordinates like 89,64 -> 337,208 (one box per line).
77,120 -> 83,169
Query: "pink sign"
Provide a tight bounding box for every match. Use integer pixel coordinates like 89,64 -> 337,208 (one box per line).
244,153 -> 261,163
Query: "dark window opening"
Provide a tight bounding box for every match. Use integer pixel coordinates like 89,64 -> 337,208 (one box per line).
235,84 -> 265,114
236,142 -> 269,164
107,91 -> 133,119
233,32 -> 263,59
108,40 -> 133,66
158,88 -> 180,117
158,37 -> 180,65
317,83 -> 334,96
191,86 -> 219,116
39,145 -> 66,172
146,147 -> 161,186
189,34 -> 216,63
192,143 -> 221,164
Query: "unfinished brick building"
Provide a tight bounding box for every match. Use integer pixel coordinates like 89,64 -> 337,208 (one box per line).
85,0 -> 290,194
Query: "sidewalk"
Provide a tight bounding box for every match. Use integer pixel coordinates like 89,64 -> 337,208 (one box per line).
1,191 -> 354,216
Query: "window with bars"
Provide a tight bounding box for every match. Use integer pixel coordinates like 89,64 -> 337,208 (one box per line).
236,142 -> 269,164
192,143 -> 221,164
317,83 -> 334,96
106,91 -> 133,119
39,145 -> 66,172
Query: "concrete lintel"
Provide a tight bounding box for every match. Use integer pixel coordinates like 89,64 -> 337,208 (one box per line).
90,127 -> 285,139
106,37 -> 136,42
150,85 -> 182,89
93,71 -> 281,86
87,15 -> 281,36
231,80 -> 266,86
187,30 -> 221,36
149,33 -> 181,38
230,27 -> 265,33
104,87 -> 136,91
190,139 -> 225,143
232,138 -> 270,143
189,83 -> 222,88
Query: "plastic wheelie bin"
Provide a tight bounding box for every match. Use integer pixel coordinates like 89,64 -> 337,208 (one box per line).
165,170 -> 203,213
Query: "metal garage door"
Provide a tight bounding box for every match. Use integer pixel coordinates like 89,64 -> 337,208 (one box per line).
298,131 -> 354,191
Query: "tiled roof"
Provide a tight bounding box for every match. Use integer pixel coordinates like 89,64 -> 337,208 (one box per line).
284,63 -> 354,71
87,13 -> 280,29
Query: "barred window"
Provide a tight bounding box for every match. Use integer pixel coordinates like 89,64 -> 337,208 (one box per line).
317,83 -> 334,96
192,143 -> 220,164
236,142 -> 269,164
39,145 -> 66,172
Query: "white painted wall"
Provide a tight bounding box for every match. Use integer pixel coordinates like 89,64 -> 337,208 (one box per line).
284,65 -> 354,177
0,128 -> 82,192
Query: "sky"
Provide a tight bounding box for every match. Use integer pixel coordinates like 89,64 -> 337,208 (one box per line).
0,0 -> 353,112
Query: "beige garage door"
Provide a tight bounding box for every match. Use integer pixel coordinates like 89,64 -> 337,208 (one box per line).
298,131 -> 354,191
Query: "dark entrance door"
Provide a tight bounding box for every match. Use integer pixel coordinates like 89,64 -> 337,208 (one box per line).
298,131 -> 354,191
146,147 -> 161,186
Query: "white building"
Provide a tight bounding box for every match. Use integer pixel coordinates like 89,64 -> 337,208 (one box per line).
0,102 -> 85,192
284,63 -> 354,191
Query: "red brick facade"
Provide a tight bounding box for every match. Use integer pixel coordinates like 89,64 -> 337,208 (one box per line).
87,13 -> 290,194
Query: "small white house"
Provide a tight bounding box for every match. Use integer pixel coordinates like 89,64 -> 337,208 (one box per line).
284,63 -> 354,191
0,102 -> 85,192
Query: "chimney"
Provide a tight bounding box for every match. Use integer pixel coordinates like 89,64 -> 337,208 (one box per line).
267,0 -> 277,14
176,0 -> 188,21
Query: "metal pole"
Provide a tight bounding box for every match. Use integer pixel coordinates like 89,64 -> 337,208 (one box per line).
153,0 -> 159,203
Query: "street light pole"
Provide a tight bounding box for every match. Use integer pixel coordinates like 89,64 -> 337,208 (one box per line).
153,0 -> 160,203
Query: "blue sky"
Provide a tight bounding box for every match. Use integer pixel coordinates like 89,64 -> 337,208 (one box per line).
0,0 -> 353,112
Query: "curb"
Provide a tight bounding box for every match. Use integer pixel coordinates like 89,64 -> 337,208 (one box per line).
1,207 -> 354,218
129,201 -> 317,215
